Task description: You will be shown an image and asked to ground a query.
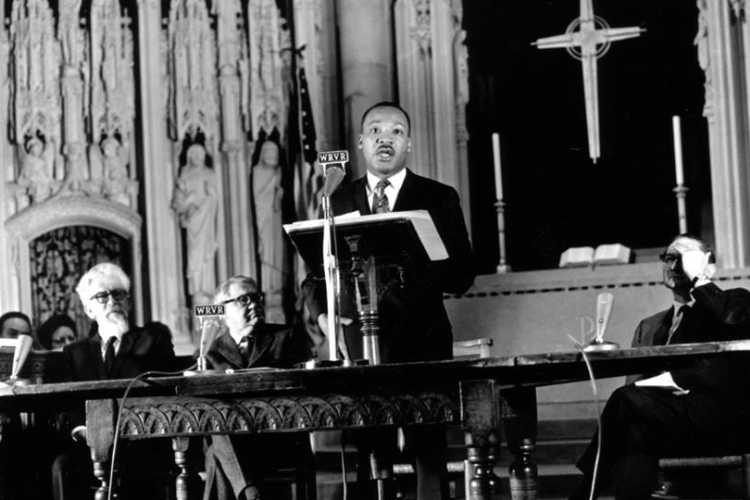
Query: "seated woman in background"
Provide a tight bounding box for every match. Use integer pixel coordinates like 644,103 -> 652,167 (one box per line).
38,314 -> 77,351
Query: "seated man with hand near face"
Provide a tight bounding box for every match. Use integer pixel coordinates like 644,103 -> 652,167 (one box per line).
569,235 -> 750,500
201,276 -> 313,500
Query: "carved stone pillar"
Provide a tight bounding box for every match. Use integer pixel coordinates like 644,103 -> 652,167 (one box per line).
0,1 -> 16,314
135,0 -> 189,346
217,5 -> 255,281
700,0 -> 750,267
394,0 -> 471,231
296,0 -> 340,154
60,66 -> 86,187
336,0 -> 393,179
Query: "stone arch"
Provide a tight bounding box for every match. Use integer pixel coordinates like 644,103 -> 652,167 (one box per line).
4,196 -> 143,329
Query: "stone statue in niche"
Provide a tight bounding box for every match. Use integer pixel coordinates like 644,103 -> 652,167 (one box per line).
172,144 -> 218,300
18,136 -> 55,203
252,140 -> 285,322
89,136 -> 133,205
9,0 -> 62,210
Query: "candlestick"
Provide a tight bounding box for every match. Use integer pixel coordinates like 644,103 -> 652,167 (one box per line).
492,133 -> 510,273
672,116 -> 684,186
495,199 -> 511,274
674,185 -> 689,234
492,133 -> 504,200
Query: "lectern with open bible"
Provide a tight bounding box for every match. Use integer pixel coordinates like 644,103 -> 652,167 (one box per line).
284,210 -> 447,365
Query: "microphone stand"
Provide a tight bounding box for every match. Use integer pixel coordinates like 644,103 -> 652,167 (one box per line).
184,317 -> 223,376
322,194 -> 343,363
584,292 -> 619,351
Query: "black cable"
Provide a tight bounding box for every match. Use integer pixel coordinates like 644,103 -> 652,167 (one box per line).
106,365 -> 196,500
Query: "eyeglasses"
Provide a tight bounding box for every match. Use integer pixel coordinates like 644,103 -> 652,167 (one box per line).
221,291 -> 265,307
659,252 -> 680,265
90,289 -> 129,304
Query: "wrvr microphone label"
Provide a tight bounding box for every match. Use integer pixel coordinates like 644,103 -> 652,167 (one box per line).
194,304 -> 225,316
318,150 -> 349,163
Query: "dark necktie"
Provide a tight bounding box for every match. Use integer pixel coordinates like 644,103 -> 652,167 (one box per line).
666,305 -> 688,345
103,336 -> 117,373
238,336 -> 253,365
371,179 -> 391,214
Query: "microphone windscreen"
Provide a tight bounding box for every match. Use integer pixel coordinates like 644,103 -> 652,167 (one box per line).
11,334 -> 33,377
198,319 -> 221,358
323,166 -> 345,196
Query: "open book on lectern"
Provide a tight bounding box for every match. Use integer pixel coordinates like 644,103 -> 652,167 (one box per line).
283,210 -> 448,276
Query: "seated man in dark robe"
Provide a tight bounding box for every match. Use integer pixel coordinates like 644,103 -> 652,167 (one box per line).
202,275 -> 313,500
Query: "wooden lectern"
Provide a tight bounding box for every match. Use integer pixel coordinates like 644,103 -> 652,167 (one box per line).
284,210 -> 448,365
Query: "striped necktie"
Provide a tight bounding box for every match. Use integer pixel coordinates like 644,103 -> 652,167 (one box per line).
371,179 -> 391,214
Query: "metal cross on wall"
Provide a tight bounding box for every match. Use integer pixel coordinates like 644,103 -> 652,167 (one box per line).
533,0 -> 644,163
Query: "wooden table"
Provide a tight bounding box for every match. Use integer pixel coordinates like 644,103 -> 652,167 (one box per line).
1,340 -> 749,500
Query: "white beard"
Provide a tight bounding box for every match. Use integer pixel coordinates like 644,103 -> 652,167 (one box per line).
98,311 -> 129,338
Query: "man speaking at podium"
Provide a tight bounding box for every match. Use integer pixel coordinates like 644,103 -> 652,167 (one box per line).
302,101 -> 475,499
303,101 -> 475,362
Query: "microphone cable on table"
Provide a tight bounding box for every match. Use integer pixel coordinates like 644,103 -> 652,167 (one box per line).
569,336 -> 606,500
106,365 -> 196,500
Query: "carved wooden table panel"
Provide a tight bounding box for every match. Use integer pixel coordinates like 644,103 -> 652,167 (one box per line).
0,341 -> 746,500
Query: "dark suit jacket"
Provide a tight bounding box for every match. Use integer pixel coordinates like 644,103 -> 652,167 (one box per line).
63,322 -> 177,381
60,322 -> 176,431
302,169 -> 475,362
201,324 -> 312,500
56,322 -> 178,491
628,283 -> 750,393
204,323 -> 312,370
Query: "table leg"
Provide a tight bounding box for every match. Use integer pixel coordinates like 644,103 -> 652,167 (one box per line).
92,460 -> 111,500
500,388 -> 538,500
464,440 -> 501,500
173,436 -> 194,500
461,380 -> 502,500
86,399 -> 116,500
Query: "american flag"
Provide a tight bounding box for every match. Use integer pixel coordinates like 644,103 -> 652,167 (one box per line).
294,66 -> 323,221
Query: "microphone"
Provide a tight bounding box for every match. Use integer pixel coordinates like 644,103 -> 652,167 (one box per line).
3,334 -> 33,386
584,292 -> 619,351
319,150 -> 349,197
184,304 -> 225,376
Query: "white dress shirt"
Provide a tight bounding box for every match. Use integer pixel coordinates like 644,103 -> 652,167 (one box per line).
367,168 -> 406,212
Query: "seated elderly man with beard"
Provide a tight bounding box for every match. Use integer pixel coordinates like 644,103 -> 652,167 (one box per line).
52,262 -> 177,500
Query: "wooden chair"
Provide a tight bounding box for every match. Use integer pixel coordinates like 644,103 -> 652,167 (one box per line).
653,454 -> 750,500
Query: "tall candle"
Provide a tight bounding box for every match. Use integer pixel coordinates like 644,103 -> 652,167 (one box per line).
672,115 -> 684,186
492,133 -> 504,200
